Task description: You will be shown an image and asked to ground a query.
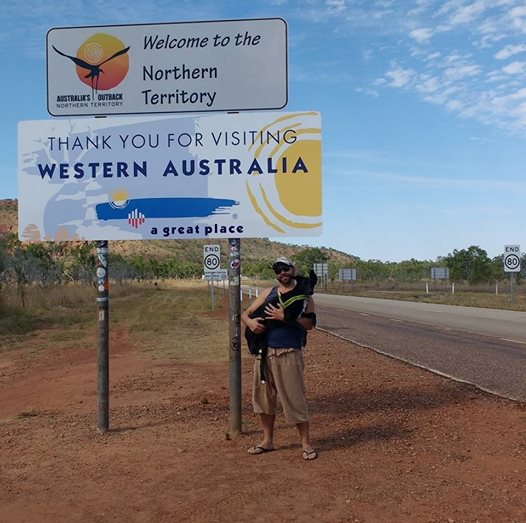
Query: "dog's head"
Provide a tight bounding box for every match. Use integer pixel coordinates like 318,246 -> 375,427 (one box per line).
294,269 -> 318,296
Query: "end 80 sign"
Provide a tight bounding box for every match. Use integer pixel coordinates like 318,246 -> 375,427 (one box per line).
504,245 -> 521,273
203,244 -> 220,272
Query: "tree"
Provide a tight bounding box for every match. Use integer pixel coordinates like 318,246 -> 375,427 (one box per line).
292,248 -> 328,275
442,245 -> 493,284
66,242 -> 96,284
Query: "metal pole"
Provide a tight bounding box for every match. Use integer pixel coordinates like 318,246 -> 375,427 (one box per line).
510,273 -> 515,305
228,238 -> 242,436
211,278 -> 215,310
96,240 -> 109,433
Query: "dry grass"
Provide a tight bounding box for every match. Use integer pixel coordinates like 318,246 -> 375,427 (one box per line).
0,280 -> 229,362
114,280 -> 229,362
327,286 -> 526,311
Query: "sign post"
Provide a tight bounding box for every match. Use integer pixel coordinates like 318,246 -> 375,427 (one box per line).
96,241 -> 109,432
228,238 -> 242,436
504,245 -> 521,305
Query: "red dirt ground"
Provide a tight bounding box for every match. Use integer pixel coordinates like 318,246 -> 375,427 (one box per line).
1,320 -> 526,522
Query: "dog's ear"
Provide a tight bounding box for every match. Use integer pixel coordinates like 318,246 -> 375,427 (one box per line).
308,269 -> 318,290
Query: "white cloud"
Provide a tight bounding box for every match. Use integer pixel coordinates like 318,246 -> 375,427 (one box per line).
509,6 -> 526,17
385,67 -> 416,87
446,99 -> 462,110
355,87 -> 380,97
502,61 -> 526,74
409,27 -> 434,43
495,44 -> 526,59
507,6 -> 526,32
326,0 -> 346,13
416,75 -> 441,93
509,87 -> 526,100
448,0 -> 487,25
444,63 -> 481,80
424,51 -> 442,62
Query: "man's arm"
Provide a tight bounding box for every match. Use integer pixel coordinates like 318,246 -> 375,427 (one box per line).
264,296 -> 316,330
297,297 -> 316,330
241,287 -> 271,334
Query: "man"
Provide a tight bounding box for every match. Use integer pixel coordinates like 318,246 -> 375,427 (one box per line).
241,256 -> 317,461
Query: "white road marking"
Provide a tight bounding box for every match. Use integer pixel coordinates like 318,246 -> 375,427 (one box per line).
500,338 -> 526,346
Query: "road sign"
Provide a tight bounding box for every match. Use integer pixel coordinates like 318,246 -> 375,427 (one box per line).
431,267 -> 449,280
313,262 -> 328,277
18,111 -> 322,241
504,245 -> 521,273
46,18 -> 287,116
339,268 -> 356,281
204,244 -> 220,273
204,269 -> 228,280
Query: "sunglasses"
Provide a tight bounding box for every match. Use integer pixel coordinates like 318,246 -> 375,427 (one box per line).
273,264 -> 292,274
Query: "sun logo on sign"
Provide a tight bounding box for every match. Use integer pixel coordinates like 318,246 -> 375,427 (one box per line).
53,33 -> 130,95
109,189 -> 129,209
245,112 -> 322,234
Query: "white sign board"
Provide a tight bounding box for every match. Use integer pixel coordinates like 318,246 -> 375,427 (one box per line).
203,244 -> 220,273
313,262 -> 328,277
339,268 -> 356,281
431,267 -> 449,280
18,111 -> 322,241
47,18 -> 287,116
504,245 -> 521,273
204,269 -> 228,280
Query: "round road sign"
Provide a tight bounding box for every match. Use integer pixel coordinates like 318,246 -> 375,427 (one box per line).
204,253 -> 220,271
504,253 -> 520,272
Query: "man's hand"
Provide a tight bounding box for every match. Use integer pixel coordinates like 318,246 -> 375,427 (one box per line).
264,303 -> 285,322
247,317 -> 266,334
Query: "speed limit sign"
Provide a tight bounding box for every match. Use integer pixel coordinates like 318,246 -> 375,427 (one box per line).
203,244 -> 221,273
504,245 -> 521,273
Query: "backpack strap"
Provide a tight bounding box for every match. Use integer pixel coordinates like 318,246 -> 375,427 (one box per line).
278,292 -> 309,309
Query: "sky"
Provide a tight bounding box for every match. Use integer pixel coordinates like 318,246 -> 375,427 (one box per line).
2,0 -> 526,262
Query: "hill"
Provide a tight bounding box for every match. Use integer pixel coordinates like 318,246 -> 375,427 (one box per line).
0,199 -> 356,265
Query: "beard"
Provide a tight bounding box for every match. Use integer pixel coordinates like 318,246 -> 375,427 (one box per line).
277,272 -> 295,288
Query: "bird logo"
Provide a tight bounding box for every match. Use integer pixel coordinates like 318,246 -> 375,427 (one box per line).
53,33 -> 130,95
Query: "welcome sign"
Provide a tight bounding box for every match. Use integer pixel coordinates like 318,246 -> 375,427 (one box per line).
47,18 -> 287,116
18,112 -> 322,241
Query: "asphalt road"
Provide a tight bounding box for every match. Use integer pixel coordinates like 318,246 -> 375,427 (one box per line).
314,294 -> 526,402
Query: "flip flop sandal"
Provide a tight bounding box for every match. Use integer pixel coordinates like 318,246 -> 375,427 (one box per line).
302,449 -> 318,460
248,445 -> 274,455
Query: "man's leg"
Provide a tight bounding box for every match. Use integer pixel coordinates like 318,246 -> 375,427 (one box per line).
296,421 -> 310,449
247,413 -> 275,454
249,358 -> 277,454
297,421 -> 317,459
260,413 -> 276,448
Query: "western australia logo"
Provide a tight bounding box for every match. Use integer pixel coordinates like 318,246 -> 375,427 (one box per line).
53,33 -> 130,94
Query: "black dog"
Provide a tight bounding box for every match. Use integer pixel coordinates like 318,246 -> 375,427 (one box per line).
245,270 -> 317,382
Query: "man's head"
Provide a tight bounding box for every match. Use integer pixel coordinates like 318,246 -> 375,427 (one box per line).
272,256 -> 296,285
